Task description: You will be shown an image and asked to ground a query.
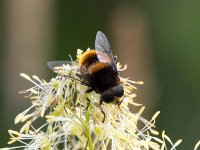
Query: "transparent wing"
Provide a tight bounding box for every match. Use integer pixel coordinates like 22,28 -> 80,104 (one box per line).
95,31 -> 114,62
47,61 -> 70,71
47,61 -> 91,86
95,31 -> 118,73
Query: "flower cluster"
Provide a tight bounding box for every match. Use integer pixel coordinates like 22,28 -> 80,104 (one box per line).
1,49 -> 183,150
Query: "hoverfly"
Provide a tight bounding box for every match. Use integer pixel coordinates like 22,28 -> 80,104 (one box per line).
48,31 -> 124,105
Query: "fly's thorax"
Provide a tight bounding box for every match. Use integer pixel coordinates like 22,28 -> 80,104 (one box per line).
79,50 -> 98,74
79,49 -> 112,74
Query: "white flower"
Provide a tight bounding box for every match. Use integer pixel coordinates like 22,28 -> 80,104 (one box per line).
1,49 -> 182,150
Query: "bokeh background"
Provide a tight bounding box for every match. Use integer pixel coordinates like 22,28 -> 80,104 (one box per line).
0,1 -> 200,149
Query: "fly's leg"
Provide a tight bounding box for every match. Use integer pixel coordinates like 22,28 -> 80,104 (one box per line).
101,108 -> 106,123
86,98 -> 90,110
99,99 -> 106,123
117,99 -> 123,110
114,55 -> 117,63
86,88 -> 93,93
85,88 -> 93,110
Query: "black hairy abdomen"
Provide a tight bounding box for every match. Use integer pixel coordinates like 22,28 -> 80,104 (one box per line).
89,67 -> 118,93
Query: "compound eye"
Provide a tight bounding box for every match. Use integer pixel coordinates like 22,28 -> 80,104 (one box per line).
101,91 -> 114,103
112,85 -> 124,97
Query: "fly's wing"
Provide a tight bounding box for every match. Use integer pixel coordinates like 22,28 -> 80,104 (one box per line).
47,61 -> 90,86
47,61 -> 74,77
95,31 -> 118,73
47,61 -> 70,71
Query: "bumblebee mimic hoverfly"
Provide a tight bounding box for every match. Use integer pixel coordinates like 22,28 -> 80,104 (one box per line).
47,31 -> 124,105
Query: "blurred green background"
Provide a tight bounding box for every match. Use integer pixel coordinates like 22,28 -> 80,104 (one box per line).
0,0 -> 200,149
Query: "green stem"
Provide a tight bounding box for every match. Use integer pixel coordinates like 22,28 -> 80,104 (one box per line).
85,110 -> 94,150
67,106 -> 93,149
